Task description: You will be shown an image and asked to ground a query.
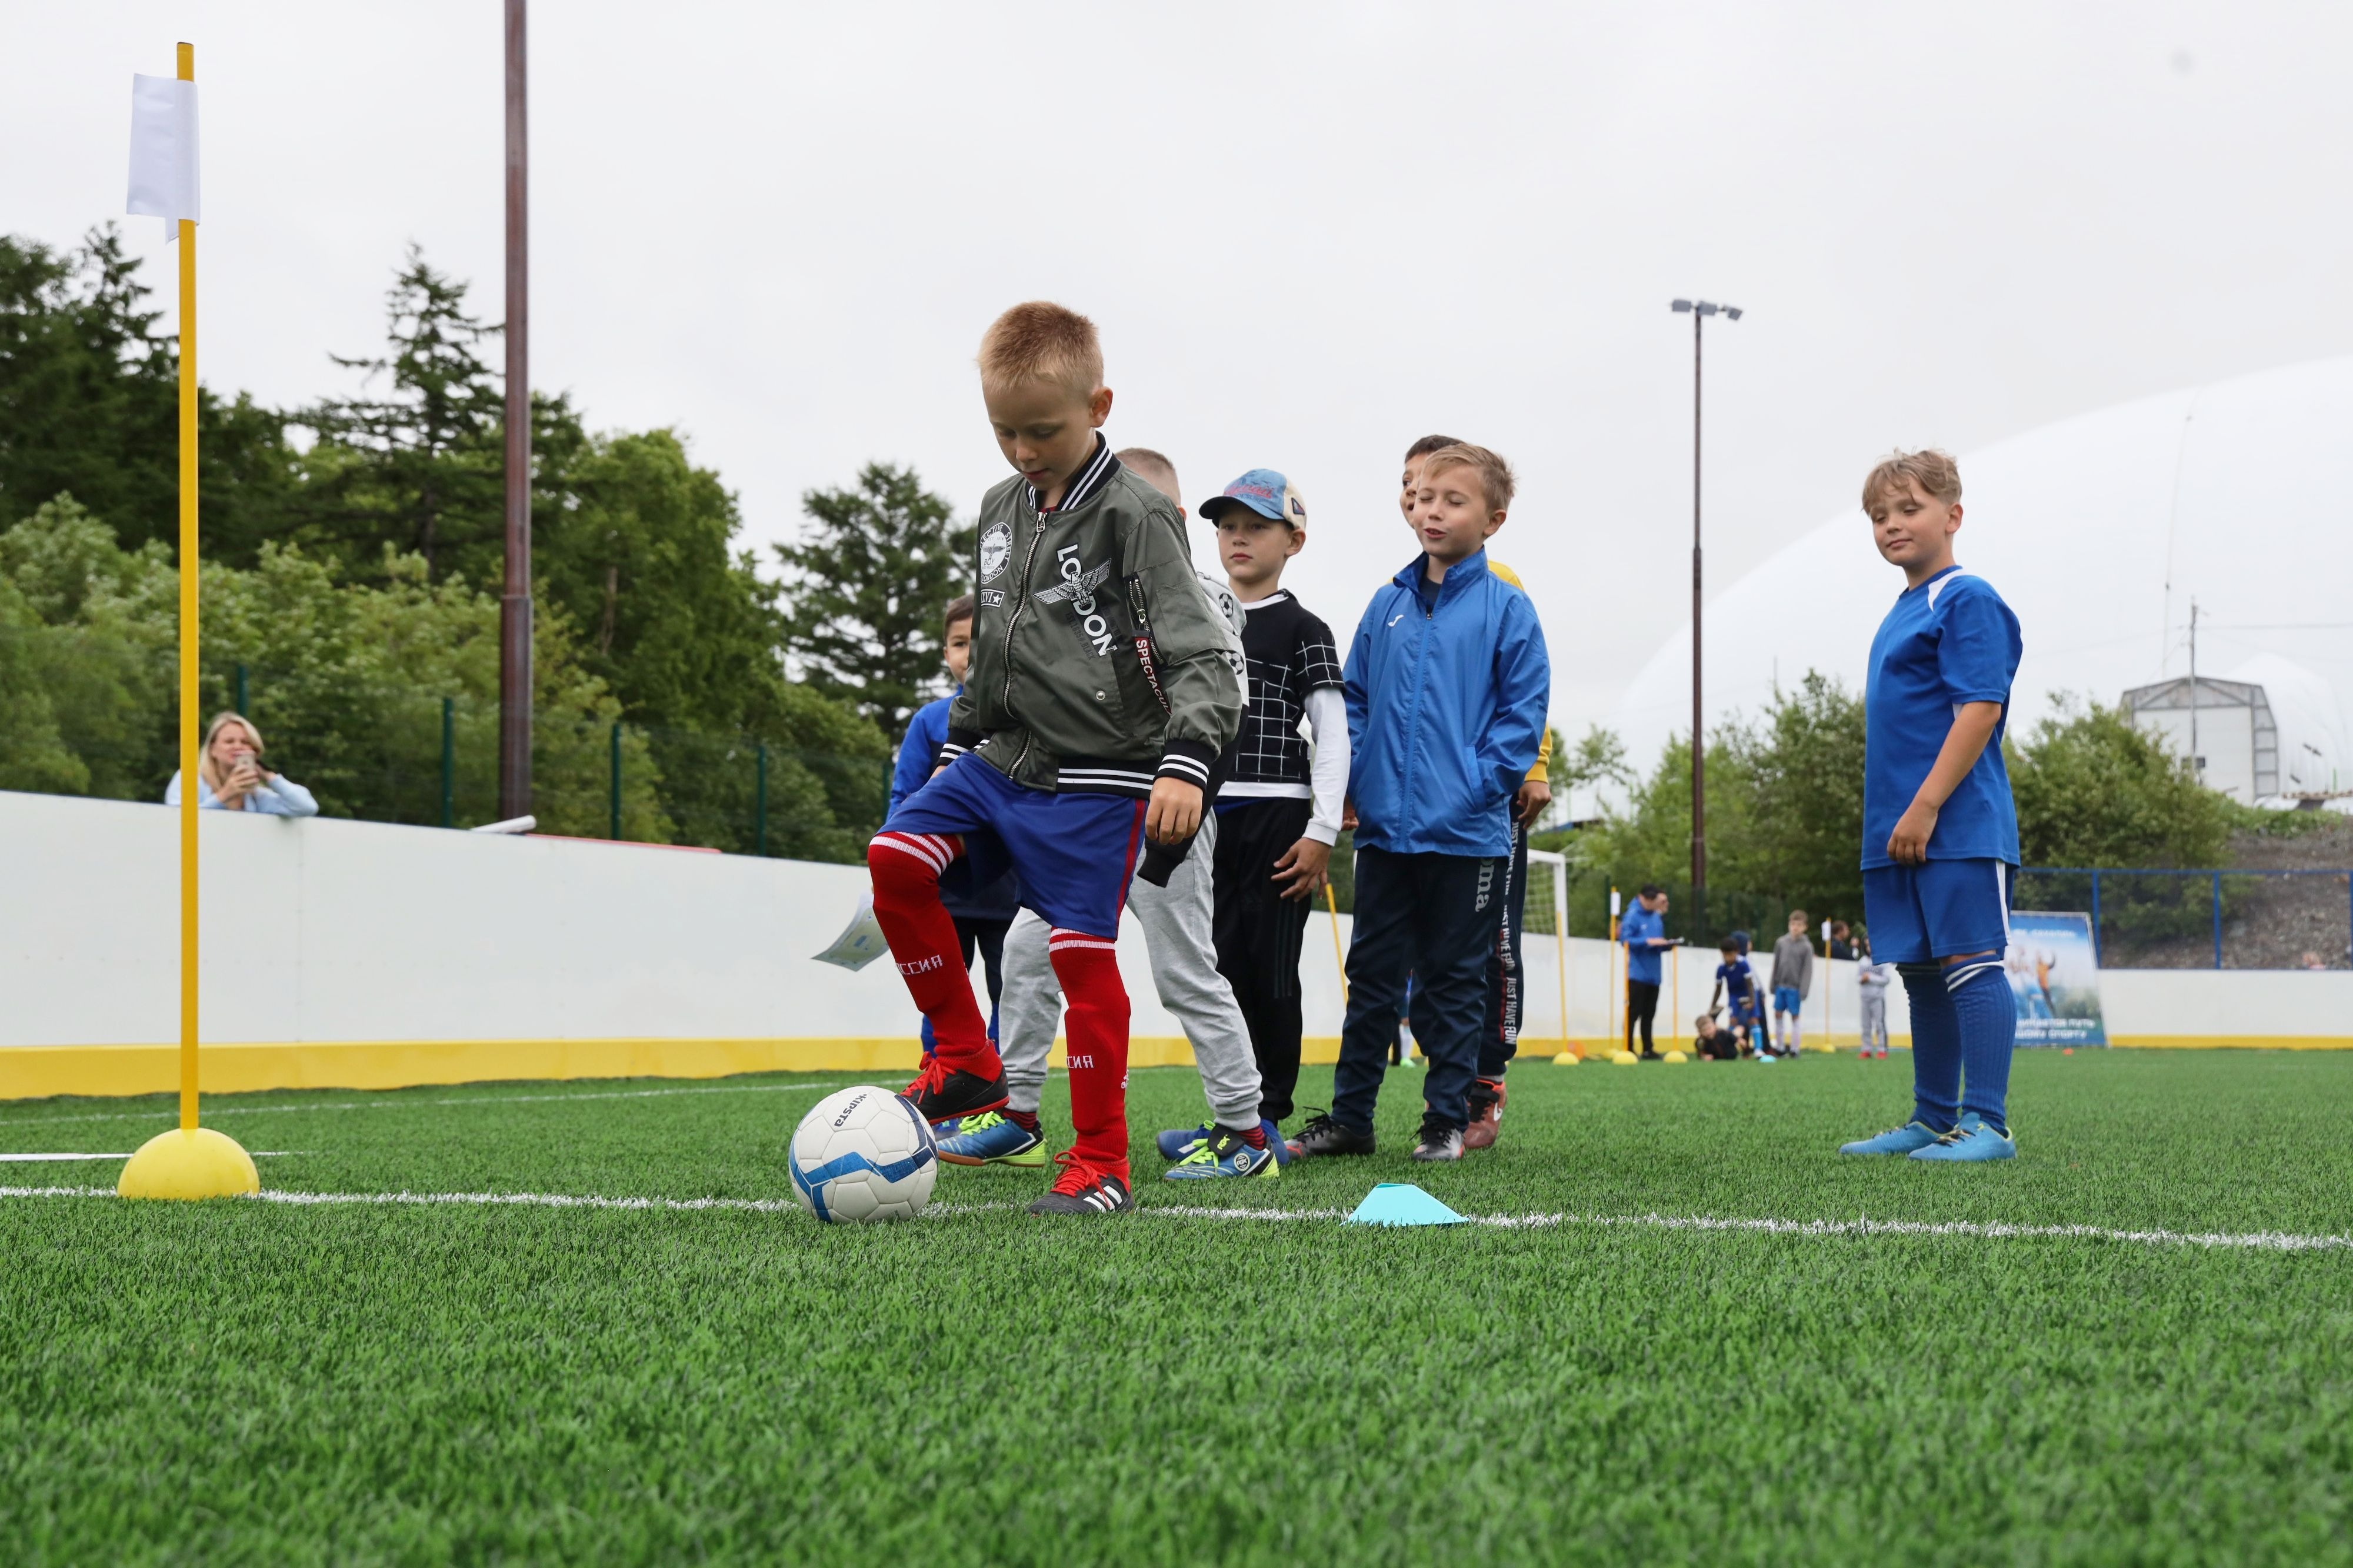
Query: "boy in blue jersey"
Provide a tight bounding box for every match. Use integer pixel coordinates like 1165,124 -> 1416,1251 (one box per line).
889,596 -> 1021,1065
1292,443 -> 1549,1162
1837,449 -> 2025,1162
1709,938 -> 1766,1060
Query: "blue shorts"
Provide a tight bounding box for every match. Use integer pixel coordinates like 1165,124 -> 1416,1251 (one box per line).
1772,985 -> 1801,1015
884,754 -> 1146,939
1862,858 -> 2013,965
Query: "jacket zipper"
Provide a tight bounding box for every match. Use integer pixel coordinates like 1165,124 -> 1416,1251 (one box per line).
1001,504 -> 1052,775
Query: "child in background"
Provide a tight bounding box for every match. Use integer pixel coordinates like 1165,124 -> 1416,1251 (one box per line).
1397,435 -> 1554,1147
1193,468 -> 1349,1139
889,596 -> 1021,1066
1295,443 -> 1549,1162
1838,448 -> 2024,1163
1770,910 -> 1814,1056
1855,934 -> 1893,1058
1727,930 -> 1769,1055
1693,1013 -> 1744,1061
868,302 -> 1244,1215
1711,938 -> 1769,1063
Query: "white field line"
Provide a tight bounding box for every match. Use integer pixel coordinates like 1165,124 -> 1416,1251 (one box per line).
0,1184 -> 2347,1254
0,1151 -> 302,1162
0,1079 -> 854,1127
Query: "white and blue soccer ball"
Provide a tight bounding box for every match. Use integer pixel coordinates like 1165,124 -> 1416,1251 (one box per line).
789,1086 -> 938,1223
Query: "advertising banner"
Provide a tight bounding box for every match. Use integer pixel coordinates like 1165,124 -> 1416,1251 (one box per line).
2005,910 -> 2107,1047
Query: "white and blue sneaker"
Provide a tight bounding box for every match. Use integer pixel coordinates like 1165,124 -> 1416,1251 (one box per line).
1156,1123 -> 1212,1161
1161,1126 -> 1280,1182
1908,1112 -> 2017,1163
1838,1120 -> 1942,1156
936,1110 -> 1047,1167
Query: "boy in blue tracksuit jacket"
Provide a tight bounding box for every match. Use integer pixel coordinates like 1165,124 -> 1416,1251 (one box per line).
889,595 -> 1021,1060
1292,444 -> 1550,1163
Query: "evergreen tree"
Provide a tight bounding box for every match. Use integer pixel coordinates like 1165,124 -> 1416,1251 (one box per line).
776,463 -> 974,735
292,246 -> 504,583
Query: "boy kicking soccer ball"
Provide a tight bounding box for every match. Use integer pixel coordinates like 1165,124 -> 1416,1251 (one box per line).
1838,449 -> 2024,1163
868,302 -> 1244,1215
964,449 -> 1280,1185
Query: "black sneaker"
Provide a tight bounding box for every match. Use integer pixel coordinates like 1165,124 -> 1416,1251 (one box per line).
901,1055 -> 1007,1127
1639,1050 -> 1665,1063
1027,1152 -> 1134,1215
1410,1116 -> 1464,1162
1292,1112 -> 1376,1157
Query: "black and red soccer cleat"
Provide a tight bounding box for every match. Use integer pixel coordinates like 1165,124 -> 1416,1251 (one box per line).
1026,1151 -> 1133,1215
901,1055 -> 1007,1128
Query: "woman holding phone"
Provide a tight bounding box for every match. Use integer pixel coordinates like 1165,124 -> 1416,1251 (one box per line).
164,712 -> 318,816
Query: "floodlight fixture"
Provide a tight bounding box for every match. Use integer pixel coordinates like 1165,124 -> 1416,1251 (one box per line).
1668,293 -> 1745,933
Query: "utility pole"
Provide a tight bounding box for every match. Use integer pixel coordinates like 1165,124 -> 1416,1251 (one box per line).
2188,596 -> 2200,780
1669,298 -> 1741,936
498,0 -> 533,820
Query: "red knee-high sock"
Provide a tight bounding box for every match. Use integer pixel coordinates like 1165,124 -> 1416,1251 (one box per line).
1048,931 -> 1131,1182
868,831 -> 997,1075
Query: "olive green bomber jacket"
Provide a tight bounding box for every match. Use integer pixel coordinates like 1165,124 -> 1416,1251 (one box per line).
942,442 -> 1242,796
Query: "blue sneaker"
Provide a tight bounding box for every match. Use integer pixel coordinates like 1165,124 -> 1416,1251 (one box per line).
1261,1118 -> 1296,1167
1156,1123 -> 1212,1161
936,1110 -> 1048,1167
1162,1126 -> 1280,1182
1838,1120 -> 1942,1156
1908,1112 -> 2017,1163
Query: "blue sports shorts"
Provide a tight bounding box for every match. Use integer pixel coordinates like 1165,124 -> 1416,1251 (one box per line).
1772,985 -> 1802,1015
1862,858 -> 2013,965
884,754 -> 1146,939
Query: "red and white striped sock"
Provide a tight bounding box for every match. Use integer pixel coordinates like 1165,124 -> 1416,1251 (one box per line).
1047,929 -> 1131,1183
866,830 -> 996,1075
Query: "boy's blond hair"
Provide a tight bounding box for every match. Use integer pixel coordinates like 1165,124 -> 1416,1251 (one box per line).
978,301 -> 1104,399
1421,442 -> 1517,513
1862,448 -> 1961,511
1115,446 -> 1179,503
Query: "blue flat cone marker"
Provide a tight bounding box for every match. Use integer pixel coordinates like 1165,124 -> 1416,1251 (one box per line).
1344,1183 -> 1467,1227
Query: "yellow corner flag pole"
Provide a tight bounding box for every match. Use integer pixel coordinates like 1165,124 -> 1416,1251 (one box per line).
1323,882 -> 1348,1006
120,41 -> 259,1201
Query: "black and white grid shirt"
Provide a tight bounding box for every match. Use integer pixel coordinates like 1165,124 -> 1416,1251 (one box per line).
1215,590 -> 1349,845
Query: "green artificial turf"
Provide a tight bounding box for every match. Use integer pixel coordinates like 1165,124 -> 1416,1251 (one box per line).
3,1050 -> 2351,1564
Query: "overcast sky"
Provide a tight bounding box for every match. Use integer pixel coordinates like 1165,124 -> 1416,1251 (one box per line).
11,2 -> 2353,745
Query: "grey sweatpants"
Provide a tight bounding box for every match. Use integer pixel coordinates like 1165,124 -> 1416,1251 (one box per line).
1859,989 -> 1890,1052
1000,809 -> 1263,1132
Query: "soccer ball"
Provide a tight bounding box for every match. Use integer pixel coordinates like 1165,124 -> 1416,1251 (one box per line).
788,1085 -> 938,1223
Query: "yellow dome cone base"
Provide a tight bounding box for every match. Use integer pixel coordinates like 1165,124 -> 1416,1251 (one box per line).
1552,1051 -> 1581,1066
1609,1049 -> 1639,1065
1664,1049 -> 1689,1063
118,1127 -> 260,1200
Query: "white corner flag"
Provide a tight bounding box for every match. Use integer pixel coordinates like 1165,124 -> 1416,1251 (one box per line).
127,74 -> 201,227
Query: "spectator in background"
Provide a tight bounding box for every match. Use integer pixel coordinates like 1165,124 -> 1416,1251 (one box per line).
164,713 -> 316,816
1618,885 -> 1676,1061
1828,920 -> 1855,960
1856,934 -> 1894,1059
2301,950 -> 2329,972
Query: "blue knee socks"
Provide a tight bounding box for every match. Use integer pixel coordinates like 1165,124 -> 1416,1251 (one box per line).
1898,963 -> 1960,1132
1946,958 -> 2015,1135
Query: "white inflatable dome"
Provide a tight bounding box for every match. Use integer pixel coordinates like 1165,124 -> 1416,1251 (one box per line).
1615,357 -> 2353,799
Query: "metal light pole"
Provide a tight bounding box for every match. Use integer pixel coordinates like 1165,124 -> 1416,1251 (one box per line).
1669,297 -> 1741,937
498,0 -> 534,820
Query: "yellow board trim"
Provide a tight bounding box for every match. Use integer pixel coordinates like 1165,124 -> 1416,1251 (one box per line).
5,1030 -> 2348,1102
1,1037 -> 1351,1103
